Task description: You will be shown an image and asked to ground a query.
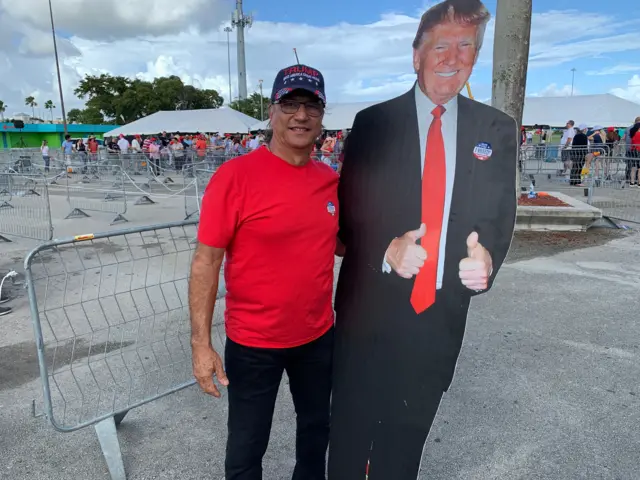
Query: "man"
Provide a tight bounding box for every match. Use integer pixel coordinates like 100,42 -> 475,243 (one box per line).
117,134 -> 130,154
328,1 -> 518,478
61,134 -> 74,165
570,124 -> 589,186
190,64 -> 338,480
560,120 -> 575,175
624,117 -> 640,183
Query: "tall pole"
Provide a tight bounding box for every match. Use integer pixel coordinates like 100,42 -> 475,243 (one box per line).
570,68 -> 576,96
48,0 -> 68,134
224,27 -> 233,104
492,0 -> 533,197
232,0 -> 252,100
258,79 -> 264,120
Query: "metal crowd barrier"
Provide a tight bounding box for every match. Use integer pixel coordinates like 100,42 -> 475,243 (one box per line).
62,161 -> 129,225
0,172 -> 53,242
183,164 -> 215,220
24,220 -> 226,479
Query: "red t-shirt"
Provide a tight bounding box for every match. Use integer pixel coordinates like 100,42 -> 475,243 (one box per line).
198,147 -> 339,348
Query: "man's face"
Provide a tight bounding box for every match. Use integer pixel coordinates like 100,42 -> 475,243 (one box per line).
269,91 -> 324,150
413,22 -> 479,105
566,122 -> 574,129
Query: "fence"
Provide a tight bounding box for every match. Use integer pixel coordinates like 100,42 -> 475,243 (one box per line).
0,172 -> 53,242
24,220 -> 226,479
61,159 -> 129,225
183,164 -> 215,220
520,145 -> 640,225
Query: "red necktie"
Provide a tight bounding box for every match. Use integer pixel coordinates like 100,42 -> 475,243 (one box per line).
410,105 -> 446,314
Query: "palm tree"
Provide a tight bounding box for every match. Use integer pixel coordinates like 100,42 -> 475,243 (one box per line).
25,96 -> 38,121
44,100 -> 56,122
0,100 -> 6,122
492,0 -> 532,196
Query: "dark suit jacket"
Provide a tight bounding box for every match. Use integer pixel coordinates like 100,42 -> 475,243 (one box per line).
334,86 -> 518,394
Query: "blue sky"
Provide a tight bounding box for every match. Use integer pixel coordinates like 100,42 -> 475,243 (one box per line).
248,0 -> 640,104
1,0 -> 639,116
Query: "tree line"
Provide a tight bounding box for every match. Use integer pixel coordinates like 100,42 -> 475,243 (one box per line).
0,74 -> 271,125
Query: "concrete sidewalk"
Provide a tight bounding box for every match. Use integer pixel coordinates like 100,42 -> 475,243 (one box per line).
1,228 -> 638,479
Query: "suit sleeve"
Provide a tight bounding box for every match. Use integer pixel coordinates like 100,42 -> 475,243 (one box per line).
471,115 -> 518,296
337,113 -> 361,248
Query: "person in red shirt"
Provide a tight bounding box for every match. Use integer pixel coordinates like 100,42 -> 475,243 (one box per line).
189,64 -> 337,480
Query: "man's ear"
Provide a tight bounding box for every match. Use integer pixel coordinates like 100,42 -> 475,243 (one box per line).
412,47 -> 421,74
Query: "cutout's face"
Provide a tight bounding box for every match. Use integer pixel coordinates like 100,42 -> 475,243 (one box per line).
413,22 -> 479,105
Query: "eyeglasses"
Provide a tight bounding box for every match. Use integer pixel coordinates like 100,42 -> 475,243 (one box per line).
276,100 -> 324,117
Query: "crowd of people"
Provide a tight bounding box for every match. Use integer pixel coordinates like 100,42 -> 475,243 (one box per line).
44,130 -> 348,175
520,117 -> 640,187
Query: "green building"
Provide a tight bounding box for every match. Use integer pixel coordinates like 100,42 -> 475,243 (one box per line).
1,123 -> 114,149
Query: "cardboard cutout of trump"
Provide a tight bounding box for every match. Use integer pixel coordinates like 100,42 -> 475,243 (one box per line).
328,0 -> 518,478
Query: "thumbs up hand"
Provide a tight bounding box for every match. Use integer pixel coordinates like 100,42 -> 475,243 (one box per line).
385,224 -> 428,279
458,231 -> 493,291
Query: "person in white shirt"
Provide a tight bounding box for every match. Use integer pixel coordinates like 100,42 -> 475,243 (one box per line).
248,134 -> 261,150
41,140 -> 50,172
131,135 -> 142,152
560,120 -> 576,174
117,134 -> 130,154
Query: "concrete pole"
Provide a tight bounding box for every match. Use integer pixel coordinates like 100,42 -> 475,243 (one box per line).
233,0 -> 250,100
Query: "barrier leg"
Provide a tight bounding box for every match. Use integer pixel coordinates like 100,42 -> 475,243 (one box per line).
94,415 -> 127,480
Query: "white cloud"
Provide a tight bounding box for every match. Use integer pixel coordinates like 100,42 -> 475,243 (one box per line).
0,2 -> 638,119
586,65 -> 640,76
531,83 -> 577,97
610,75 -> 640,104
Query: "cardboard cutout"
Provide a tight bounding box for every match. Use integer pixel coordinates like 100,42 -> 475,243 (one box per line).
328,1 -> 518,478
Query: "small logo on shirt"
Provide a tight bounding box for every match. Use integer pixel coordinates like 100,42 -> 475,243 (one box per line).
473,142 -> 492,161
326,201 -> 336,216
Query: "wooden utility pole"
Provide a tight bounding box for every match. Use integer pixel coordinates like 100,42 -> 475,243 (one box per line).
492,0 -> 532,194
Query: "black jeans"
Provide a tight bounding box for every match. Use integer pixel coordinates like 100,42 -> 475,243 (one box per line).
225,327 -> 334,480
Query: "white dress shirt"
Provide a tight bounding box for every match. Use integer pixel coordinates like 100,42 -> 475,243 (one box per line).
383,86 -> 458,289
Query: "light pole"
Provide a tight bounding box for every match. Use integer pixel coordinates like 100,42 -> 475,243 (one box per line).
48,0 -> 68,134
231,0 -> 252,100
258,79 -> 264,120
570,68 -> 576,96
224,26 -> 233,105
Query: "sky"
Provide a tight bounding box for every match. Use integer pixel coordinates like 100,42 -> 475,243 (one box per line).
0,0 -> 639,119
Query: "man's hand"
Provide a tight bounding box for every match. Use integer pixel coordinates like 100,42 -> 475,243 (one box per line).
385,224 -> 428,279
192,344 -> 229,398
459,232 -> 493,291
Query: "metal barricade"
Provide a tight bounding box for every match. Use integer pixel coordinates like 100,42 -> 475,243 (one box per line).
24,220 -> 226,479
63,160 -> 129,225
0,172 -> 53,242
590,155 -> 640,225
183,164 -> 214,220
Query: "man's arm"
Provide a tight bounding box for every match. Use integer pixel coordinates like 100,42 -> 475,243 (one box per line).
189,243 -> 229,397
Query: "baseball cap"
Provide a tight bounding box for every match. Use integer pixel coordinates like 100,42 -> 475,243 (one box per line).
578,123 -> 588,130
271,64 -> 326,104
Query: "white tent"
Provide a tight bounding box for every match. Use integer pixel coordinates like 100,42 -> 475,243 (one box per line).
250,94 -> 640,131
104,107 -> 259,136
521,94 -> 640,128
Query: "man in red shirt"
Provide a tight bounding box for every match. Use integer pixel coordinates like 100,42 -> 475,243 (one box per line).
189,64 -> 337,480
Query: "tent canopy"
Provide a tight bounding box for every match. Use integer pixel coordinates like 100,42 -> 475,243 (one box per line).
521,94 -> 640,128
104,107 -> 258,136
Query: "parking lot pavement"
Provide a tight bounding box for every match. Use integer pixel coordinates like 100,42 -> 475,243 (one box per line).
1,226 -> 638,479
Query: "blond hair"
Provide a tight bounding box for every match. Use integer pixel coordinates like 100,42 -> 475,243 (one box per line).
413,0 -> 491,51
